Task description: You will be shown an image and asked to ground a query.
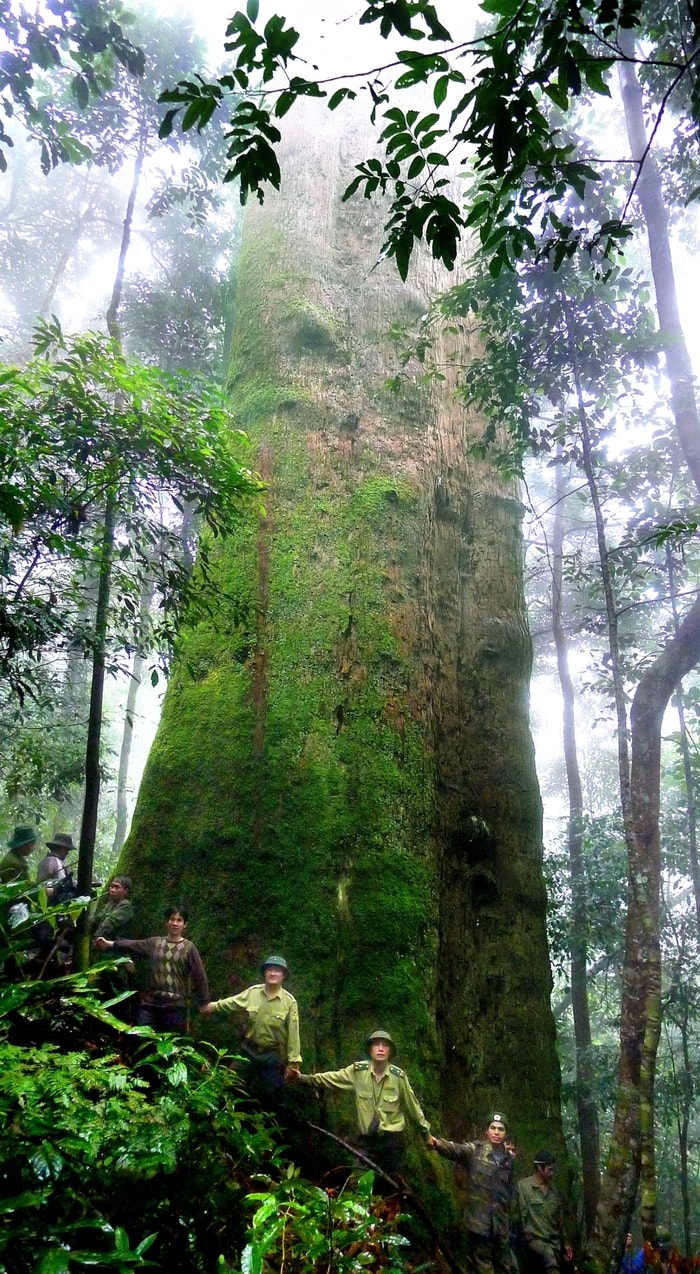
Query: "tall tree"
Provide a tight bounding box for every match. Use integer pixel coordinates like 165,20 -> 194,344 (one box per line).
119,99 -> 564,1166
551,463 -> 600,1235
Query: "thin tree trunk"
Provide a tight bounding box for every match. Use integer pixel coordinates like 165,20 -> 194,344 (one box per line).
106,136 -> 145,342
593,594 -> 700,1269
74,492 -> 116,970
112,577 -> 154,855
75,132 -> 146,959
37,172 -> 104,319
587,38 -> 700,1265
618,34 -> 700,496
666,547 -> 700,933
564,304 -> 633,837
551,462 -> 600,1235
677,1005 -> 693,1255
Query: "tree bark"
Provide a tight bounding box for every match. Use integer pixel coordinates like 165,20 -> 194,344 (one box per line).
106,136 -> 145,343
74,491 -> 116,970
112,577 -> 154,855
118,99 -> 563,1159
593,594 -> 700,1269
551,463 -> 600,1235
588,38 -> 700,1265
666,548 -> 700,933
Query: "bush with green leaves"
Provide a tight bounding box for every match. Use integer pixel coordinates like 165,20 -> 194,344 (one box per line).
241,1168 -> 414,1274
0,885 -> 429,1273
0,885 -> 281,1273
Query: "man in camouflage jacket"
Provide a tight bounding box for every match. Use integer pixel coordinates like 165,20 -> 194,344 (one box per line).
429,1111 -> 515,1274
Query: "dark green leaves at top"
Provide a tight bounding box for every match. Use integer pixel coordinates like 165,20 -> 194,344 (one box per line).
159,77 -> 224,138
359,0 -> 452,41
225,10 -> 300,83
0,0 -> 145,174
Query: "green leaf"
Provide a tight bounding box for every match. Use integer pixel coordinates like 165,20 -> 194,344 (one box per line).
36,1250 -> 71,1274
328,87 -> 357,109
407,154 -> 426,178
433,75 -> 449,107
246,0 -> 259,19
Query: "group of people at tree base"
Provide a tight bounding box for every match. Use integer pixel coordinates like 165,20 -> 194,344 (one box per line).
291,1033 -> 573,1274
0,837 -> 575,1274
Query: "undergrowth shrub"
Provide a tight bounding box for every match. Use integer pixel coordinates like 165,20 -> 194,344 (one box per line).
0,885 -> 425,1274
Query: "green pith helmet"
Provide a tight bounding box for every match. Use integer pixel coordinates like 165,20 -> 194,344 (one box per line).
261,954 -> 289,976
365,1029 -> 396,1057
488,1111 -> 508,1130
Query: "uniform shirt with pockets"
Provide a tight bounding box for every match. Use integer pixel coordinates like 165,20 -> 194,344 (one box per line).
209,983 -> 302,1065
432,1138 -> 515,1238
516,1174 -> 567,1248
300,1060 -> 430,1137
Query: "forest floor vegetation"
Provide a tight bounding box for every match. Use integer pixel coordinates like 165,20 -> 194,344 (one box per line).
0,885 -> 441,1274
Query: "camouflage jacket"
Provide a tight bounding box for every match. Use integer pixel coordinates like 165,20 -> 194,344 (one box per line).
433,1138 -> 514,1238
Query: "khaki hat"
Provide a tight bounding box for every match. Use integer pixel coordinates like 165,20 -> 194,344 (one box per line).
46,832 -> 76,854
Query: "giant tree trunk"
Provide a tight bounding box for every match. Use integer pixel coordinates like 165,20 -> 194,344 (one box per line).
119,104 -> 562,1152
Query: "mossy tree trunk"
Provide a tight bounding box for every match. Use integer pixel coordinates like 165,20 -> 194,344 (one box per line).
118,105 -> 562,1160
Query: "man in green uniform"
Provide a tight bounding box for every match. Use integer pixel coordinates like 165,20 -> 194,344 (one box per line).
91,877 -> 135,1018
0,826 -> 38,933
429,1111 -> 515,1274
0,826 -> 37,885
201,954 -> 301,1100
516,1150 -> 572,1274
289,1028 -> 431,1182
91,877 -> 134,944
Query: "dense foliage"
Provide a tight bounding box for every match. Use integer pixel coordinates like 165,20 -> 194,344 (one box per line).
159,0 -> 699,277
0,321 -> 261,706
0,884 -> 428,1274
0,0 -> 145,173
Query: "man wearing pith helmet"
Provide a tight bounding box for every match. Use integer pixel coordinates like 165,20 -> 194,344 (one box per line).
201,953 -> 301,1100
428,1110 -> 515,1274
288,1028 -> 431,1181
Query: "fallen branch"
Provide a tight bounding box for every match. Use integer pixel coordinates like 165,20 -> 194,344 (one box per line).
307,1121 -> 463,1274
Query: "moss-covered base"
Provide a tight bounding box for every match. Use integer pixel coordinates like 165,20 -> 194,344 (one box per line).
119,106 -> 563,1207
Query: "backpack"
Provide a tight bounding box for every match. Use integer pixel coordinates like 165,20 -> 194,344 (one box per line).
52,872 -> 78,906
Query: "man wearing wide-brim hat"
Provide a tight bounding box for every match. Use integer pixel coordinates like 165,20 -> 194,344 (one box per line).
288,1028 -> 431,1182
37,832 -> 76,899
0,826 -> 38,885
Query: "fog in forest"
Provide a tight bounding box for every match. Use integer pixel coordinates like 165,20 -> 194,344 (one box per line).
2,0 -> 700,1267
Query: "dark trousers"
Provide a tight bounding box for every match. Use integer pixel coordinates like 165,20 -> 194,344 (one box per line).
240,1044 -> 286,1104
358,1131 -> 406,1192
466,1231 -> 517,1274
136,999 -> 186,1031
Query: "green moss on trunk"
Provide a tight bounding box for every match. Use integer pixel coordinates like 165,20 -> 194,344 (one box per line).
119,105 -> 562,1181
